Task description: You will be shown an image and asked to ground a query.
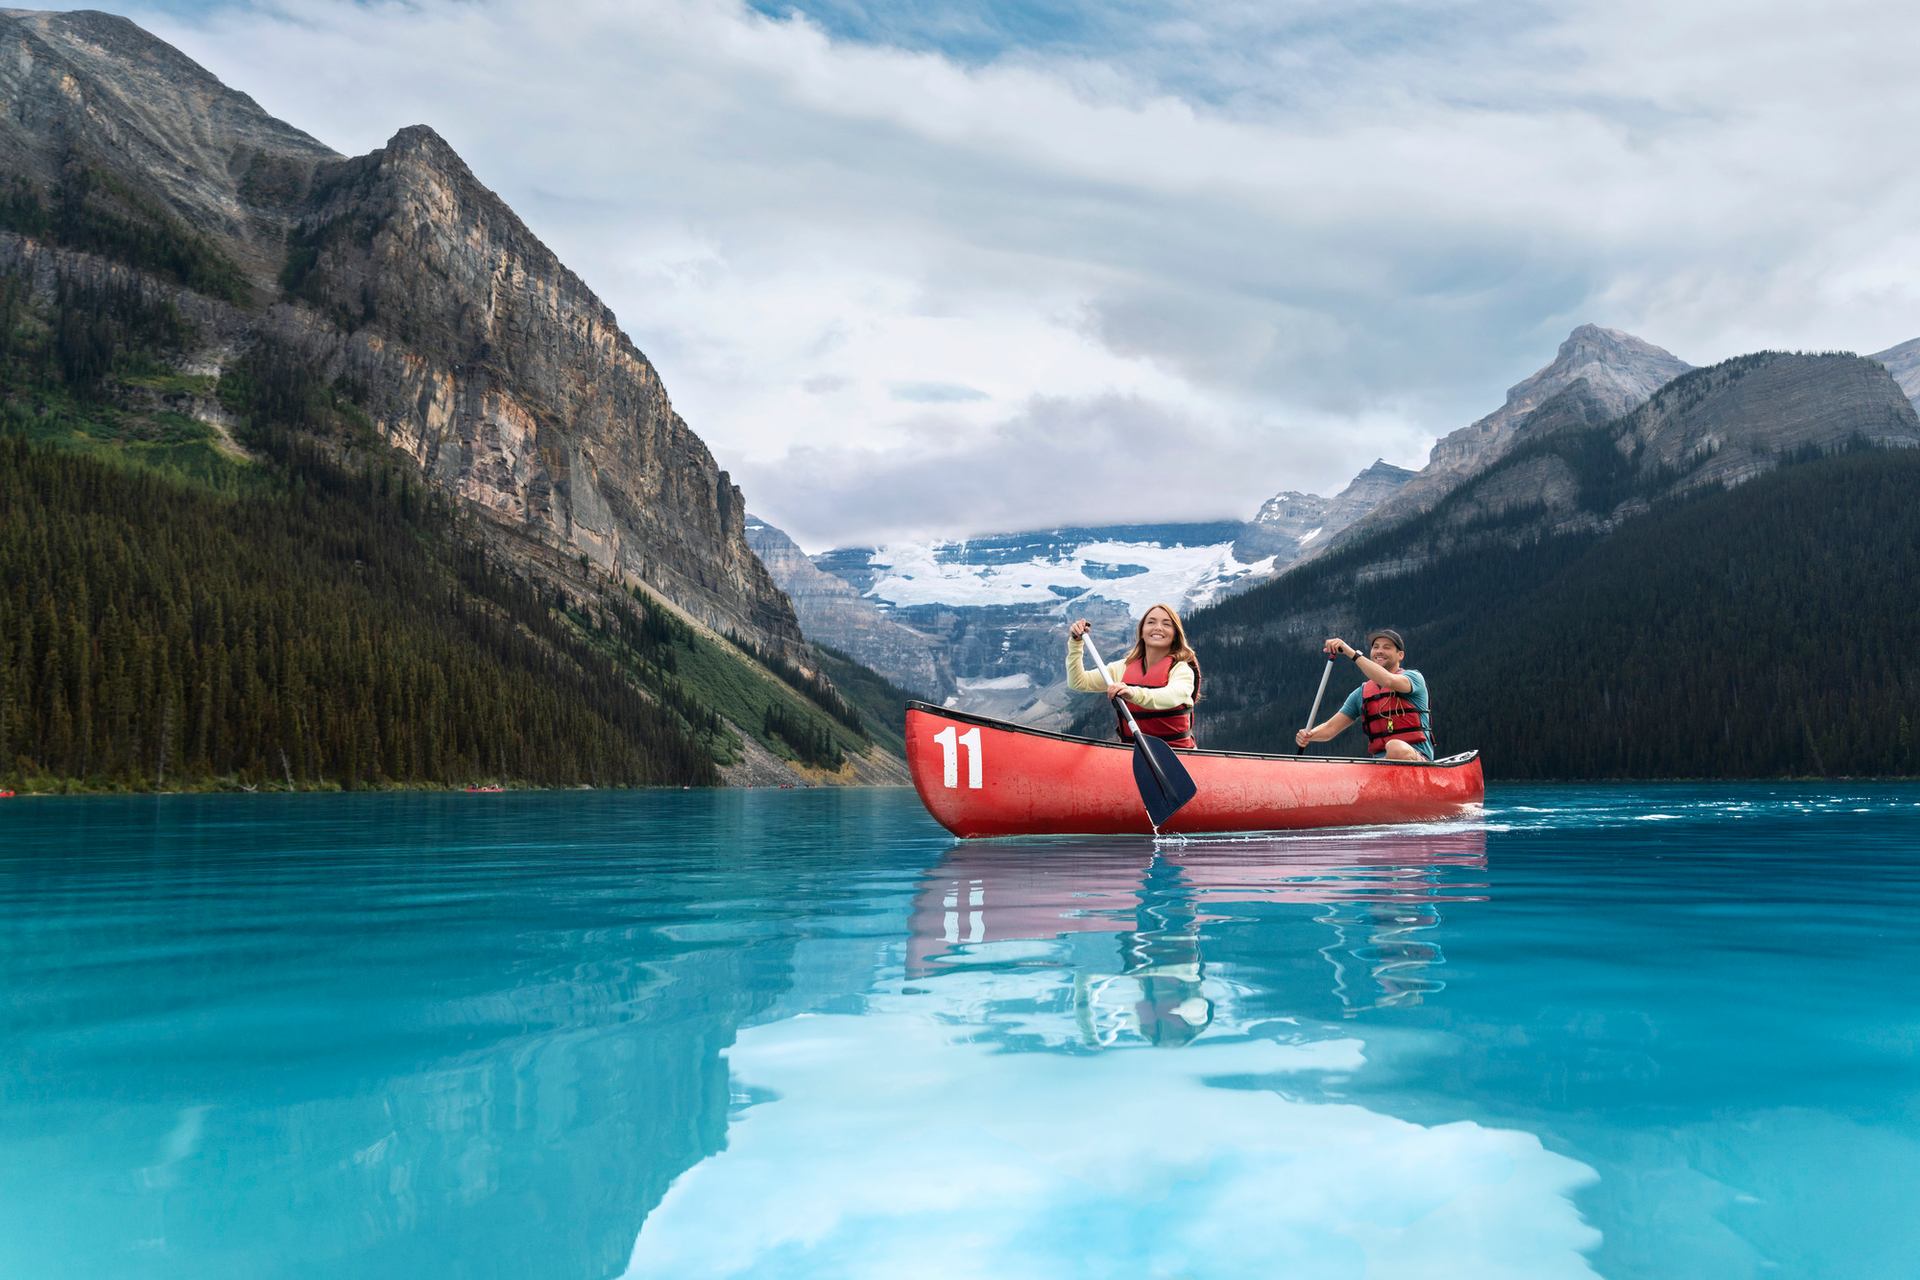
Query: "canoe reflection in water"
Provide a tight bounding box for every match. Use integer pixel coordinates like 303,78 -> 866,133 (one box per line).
906,825 -> 1488,1044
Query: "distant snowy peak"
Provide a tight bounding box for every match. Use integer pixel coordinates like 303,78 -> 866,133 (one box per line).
805,459 -> 1412,623
847,524 -> 1270,616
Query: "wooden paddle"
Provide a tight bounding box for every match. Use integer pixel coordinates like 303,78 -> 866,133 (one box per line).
1296,653 -> 1337,755
1080,633 -> 1197,830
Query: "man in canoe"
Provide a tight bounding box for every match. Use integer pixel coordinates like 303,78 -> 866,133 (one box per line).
1294,628 -> 1434,761
1067,605 -> 1201,750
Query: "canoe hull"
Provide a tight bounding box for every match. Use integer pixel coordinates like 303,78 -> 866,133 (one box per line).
906,702 -> 1484,838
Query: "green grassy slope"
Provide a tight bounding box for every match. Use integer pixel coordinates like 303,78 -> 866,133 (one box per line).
813,644 -> 914,758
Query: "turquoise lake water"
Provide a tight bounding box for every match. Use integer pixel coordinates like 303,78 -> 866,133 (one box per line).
3,785 -> 1918,1278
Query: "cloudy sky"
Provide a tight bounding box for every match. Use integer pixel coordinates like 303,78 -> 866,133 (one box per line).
89,0 -> 1920,548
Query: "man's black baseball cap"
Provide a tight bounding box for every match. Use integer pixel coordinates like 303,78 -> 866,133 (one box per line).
1366,628 -> 1405,650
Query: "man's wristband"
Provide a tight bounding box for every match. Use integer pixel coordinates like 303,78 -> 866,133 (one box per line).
1349,650 -> 1362,663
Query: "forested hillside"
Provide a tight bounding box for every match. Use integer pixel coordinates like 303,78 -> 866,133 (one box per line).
0,268 -> 892,792
0,433 -> 720,789
1192,445 -> 1920,778
0,9 -> 924,793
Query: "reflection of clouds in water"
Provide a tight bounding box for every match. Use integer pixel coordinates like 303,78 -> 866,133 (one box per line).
624,983 -> 1601,1279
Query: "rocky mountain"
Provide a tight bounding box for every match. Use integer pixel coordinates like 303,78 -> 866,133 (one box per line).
1871,336 -> 1920,407
1317,325 -> 1692,558
0,7 -> 803,658
0,6 -> 336,283
0,7 -> 906,789
746,515 -> 953,699
1287,352 -> 1920,594
1234,460 -> 1414,562
1614,352 -> 1917,484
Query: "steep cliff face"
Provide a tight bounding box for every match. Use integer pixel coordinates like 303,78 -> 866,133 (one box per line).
291,127 -> 804,650
0,8 -> 806,658
1318,325 -> 1691,557
746,516 -> 953,698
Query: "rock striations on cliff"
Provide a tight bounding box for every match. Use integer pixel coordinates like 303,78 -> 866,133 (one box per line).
290,125 -> 804,652
0,6 -> 805,660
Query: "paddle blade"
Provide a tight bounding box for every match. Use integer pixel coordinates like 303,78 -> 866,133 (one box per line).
1131,734 -> 1197,828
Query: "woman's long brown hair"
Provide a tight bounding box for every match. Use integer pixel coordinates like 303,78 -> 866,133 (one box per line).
1125,603 -> 1198,673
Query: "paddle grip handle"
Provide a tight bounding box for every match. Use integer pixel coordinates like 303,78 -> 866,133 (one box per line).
1078,634 -> 1140,732
1296,652 -> 1337,755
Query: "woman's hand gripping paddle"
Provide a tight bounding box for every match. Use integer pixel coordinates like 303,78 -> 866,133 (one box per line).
1295,653 -> 1337,755
1080,634 -> 1197,830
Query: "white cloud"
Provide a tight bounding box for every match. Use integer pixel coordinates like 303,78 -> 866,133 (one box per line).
739,391 -> 1412,547
95,0 -> 1920,547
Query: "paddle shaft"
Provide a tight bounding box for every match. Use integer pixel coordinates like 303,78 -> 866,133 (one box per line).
1296,654 -> 1337,755
1081,635 -> 1170,790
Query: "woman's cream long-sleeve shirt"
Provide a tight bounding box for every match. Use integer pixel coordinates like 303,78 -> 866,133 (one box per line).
1065,635 -> 1195,710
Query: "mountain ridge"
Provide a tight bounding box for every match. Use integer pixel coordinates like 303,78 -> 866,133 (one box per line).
1195,350 -> 1920,655
1313,324 -> 1693,560
746,515 -> 953,699
0,8 -> 804,660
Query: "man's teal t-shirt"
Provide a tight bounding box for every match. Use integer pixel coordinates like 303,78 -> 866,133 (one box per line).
1339,668 -> 1433,759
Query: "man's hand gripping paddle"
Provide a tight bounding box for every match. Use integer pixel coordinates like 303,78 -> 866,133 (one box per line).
1296,652 -> 1337,755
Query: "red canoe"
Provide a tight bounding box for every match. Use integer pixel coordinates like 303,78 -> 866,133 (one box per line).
907,702 -> 1484,838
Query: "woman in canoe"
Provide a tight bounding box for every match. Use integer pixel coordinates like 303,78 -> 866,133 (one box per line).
1067,604 -> 1201,749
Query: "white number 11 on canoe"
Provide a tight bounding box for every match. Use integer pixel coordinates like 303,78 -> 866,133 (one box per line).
932,726 -> 983,789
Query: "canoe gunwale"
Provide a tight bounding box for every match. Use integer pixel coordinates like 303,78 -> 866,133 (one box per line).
906,700 -> 1478,770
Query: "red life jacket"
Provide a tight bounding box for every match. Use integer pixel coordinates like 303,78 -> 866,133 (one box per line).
1361,678 -> 1427,755
1114,654 -> 1200,750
